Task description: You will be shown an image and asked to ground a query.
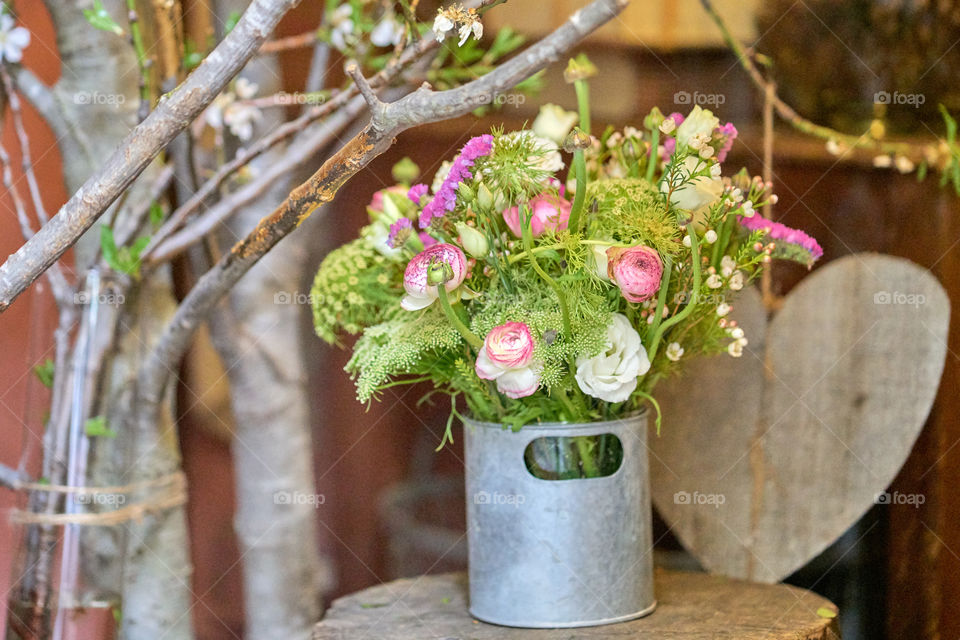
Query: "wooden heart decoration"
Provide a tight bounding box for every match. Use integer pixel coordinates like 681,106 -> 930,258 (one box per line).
650,253 -> 950,583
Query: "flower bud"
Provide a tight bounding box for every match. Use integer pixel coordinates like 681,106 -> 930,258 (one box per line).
477,183 -> 494,212
643,106 -> 665,131
562,127 -> 592,153
456,222 -> 489,258
457,182 -> 475,202
563,53 -> 597,83
427,260 -> 454,286
391,157 -> 420,184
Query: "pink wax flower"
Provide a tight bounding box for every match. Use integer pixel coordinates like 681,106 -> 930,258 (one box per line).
475,322 -> 541,399
401,243 -> 467,311
713,122 -> 738,162
738,215 -> 823,265
607,245 -> 664,303
503,192 -> 572,238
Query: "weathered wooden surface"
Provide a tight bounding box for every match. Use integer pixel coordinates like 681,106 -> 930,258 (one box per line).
312,570 -> 840,639
653,253 -> 950,582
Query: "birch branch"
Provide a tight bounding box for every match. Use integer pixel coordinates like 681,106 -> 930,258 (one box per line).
136,0 -> 630,407
0,0 -> 301,312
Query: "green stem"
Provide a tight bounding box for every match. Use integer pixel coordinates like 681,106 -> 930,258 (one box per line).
522,213 -> 572,340
633,390 -> 663,436
647,255 -> 673,340
574,79 -> 591,135
568,149 -> 587,232
574,436 -> 600,478
126,0 -> 151,117
437,286 -> 483,350
645,128 -> 660,183
648,228 -> 702,361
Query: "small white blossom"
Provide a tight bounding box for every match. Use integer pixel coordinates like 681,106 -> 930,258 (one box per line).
740,200 -> 755,217
710,163 -> 722,178
704,229 -> 718,244
0,14 -> 30,63
730,327 -> 745,340
431,161 -> 452,193
329,5 -> 355,51
706,274 -> 723,289
432,13 -> 454,41
728,339 -> 744,357
699,144 -> 715,159
826,139 -> 845,156
682,235 -> 692,248
716,302 -> 731,317
666,342 -> 684,362
371,16 -> 405,47
894,155 -> 915,174
720,255 -> 737,277
873,154 -> 893,169
728,270 -> 744,291
659,118 -> 676,135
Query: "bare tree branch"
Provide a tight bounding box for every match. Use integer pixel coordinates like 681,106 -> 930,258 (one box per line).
0,0 -> 301,313
136,0 -> 630,407
0,462 -> 28,490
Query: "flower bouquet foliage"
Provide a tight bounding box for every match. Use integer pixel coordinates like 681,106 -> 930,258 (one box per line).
311,59 -> 822,442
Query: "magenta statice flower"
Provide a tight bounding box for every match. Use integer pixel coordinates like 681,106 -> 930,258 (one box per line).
419,232 -> 439,248
408,183 -> 428,205
419,134 -> 494,229
387,218 -> 413,249
739,215 -> 824,263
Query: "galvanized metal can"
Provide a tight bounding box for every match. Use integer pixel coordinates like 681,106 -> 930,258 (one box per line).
463,412 -> 656,628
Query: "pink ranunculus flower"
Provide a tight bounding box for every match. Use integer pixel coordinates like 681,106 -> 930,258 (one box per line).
401,243 -> 467,311
475,322 -> 542,399
607,245 -> 664,303
502,192 -> 572,238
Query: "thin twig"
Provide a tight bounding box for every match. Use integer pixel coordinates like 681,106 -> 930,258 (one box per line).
1,67 -> 50,226
259,30 -> 318,54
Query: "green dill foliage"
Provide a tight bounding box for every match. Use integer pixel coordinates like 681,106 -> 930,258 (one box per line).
475,130 -> 560,203
586,178 -> 680,256
347,306 -> 463,403
311,237 -> 403,343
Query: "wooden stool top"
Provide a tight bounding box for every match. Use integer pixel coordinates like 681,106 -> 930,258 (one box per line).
313,569 -> 840,639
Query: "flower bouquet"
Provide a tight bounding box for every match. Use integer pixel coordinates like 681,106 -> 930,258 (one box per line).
312,61 -> 821,627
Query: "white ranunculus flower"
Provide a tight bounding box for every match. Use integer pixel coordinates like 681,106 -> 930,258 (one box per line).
532,104 -> 579,144
663,156 -> 723,212
575,313 -> 650,403
676,105 -> 719,149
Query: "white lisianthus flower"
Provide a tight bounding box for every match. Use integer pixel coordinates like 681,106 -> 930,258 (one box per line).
0,14 -> 31,63
665,342 -> 684,362
676,105 -> 719,149
663,156 -> 723,212
532,104 -> 579,144
575,313 -> 650,403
